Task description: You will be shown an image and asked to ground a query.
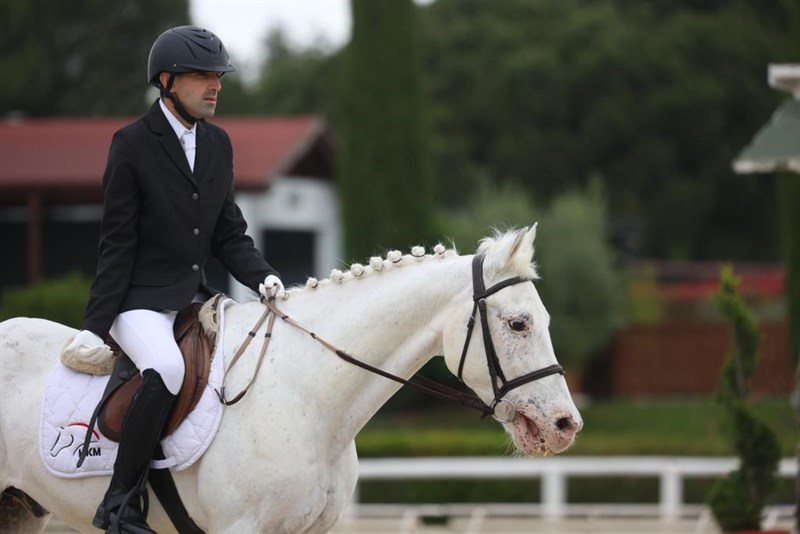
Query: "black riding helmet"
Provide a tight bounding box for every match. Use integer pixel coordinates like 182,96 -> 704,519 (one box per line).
148,25 -> 235,87
147,26 -> 235,123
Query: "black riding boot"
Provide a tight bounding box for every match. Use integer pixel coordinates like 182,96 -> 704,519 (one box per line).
93,369 -> 176,534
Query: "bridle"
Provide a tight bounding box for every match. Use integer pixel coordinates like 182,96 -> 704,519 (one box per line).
456,253 -> 565,420
217,253 -> 565,422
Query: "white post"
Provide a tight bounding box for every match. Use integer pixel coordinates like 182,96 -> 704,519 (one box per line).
660,468 -> 681,521
541,467 -> 566,519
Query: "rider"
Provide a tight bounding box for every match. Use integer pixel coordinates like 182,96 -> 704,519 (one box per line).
61,25 -> 283,533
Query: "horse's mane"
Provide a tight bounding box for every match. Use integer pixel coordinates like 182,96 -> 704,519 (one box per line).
283,228 -> 537,300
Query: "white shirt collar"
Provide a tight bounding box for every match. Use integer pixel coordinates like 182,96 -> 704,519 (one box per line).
158,98 -> 196,140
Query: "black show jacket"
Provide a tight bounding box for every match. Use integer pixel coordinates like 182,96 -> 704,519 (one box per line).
83,100 -> 279,338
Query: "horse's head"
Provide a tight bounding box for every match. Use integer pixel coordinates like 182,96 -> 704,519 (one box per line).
442,225 -> 582,456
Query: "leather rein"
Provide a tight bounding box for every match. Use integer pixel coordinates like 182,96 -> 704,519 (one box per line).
216,253 -> 564,421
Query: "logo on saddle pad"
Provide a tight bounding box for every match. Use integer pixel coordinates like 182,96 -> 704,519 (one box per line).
49,422 -> 101,460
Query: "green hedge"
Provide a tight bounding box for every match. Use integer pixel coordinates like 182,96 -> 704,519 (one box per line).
357,476 -> 794,506
357,400 -> 797,457
0,272 -> 91,328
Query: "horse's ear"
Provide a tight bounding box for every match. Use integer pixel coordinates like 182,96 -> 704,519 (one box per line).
528,222 -> 538,244
506,227 -> 528,261
499,224 -> 535,271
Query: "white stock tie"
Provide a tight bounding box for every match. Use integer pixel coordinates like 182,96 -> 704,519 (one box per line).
180,129 -> 196,172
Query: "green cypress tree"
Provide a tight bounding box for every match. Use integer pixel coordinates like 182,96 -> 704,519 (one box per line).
338,0 -> 435,261
707,266 -> 781,532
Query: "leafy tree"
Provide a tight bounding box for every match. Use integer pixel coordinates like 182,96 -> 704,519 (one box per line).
419,0 -> 792,261
534,180 -> 625,369
707,266 -> 781,531
252,28 -> 341,116
338,0 -> 435,260
436,174 -> 542,253
1,0 -> 188,117
216,0 -> 792,266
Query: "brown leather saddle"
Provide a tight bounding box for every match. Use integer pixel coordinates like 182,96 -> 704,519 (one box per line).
98,302 -> 212,441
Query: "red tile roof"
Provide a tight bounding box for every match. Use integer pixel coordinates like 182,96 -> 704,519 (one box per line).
0,115 -> 330,193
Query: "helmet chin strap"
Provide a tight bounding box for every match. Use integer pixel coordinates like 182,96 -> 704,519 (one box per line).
161,73 -> 199,125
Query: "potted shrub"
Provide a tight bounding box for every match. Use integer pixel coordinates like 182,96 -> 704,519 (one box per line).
706,266 -> 786,534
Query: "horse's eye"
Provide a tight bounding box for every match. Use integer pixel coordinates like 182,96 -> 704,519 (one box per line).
508,319 -> 527,332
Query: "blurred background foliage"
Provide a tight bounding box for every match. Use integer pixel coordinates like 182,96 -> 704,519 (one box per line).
1,0 -> 796,388
3,0 -> 792,260
0,0 -> 188,116
0,272 -> 91,328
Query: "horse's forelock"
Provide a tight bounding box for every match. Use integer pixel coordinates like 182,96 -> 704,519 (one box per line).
477,228 -> 539,280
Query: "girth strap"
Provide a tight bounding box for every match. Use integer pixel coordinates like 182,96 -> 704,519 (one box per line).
149,445 -> 205,534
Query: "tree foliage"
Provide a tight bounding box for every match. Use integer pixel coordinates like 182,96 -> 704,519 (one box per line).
0,272 -> 91,328
338,0 -> 435,260
254,29 -> 341,116
707,266 -> 781,531
535,181 -> 625,367
1,0 -> 188,116
419,0 -> 793,261
7,0 -> 790,265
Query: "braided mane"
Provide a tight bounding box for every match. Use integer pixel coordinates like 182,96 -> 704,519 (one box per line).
281,228 -> 537,300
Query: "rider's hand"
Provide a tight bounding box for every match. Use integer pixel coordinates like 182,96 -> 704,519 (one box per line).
259,274 -> 285,301
61,330 -> 113,363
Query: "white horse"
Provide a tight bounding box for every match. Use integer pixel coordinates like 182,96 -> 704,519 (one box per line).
0,226 -> 582,533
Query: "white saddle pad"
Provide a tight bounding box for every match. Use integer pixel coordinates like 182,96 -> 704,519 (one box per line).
40,299 -> 232,478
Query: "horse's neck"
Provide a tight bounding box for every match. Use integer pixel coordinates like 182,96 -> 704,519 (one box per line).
278,253 -> 472,449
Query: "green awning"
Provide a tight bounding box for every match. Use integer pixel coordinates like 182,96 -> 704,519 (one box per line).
733,98 -> 800,174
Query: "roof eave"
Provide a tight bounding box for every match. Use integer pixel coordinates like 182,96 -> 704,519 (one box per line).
733,158 -> 800,175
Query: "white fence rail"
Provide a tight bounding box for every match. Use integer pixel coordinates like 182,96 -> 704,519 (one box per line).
354,456 -> 797,521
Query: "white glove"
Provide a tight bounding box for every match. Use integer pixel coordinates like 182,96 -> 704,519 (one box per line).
259,274 -> 285,301
61,329 -> 113,365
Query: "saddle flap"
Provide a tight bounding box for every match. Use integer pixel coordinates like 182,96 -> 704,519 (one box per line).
98,302 -> 212,441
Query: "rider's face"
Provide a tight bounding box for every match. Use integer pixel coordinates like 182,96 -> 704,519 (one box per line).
162,71 -> 222,126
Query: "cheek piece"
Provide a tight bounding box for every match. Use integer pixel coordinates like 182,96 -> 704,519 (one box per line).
161,73 -> 199,126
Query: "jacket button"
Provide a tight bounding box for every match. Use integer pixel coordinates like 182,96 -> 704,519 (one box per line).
191,193 -> 199,200
192,264 -> 199,272
193,228 -> 200,235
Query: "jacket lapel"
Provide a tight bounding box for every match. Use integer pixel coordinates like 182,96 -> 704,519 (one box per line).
146,100 -> 197,188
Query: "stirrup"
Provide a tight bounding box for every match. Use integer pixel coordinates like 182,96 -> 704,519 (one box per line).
93,471 -> 151,532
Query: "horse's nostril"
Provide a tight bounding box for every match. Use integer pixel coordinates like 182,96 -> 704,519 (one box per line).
556,416 -> 575,433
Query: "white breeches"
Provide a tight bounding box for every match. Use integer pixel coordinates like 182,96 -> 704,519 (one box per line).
110,309 -> 184,395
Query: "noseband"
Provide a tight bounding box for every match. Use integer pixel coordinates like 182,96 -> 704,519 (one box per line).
456,254 -> 564,418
